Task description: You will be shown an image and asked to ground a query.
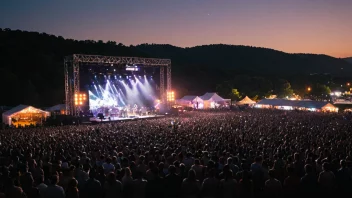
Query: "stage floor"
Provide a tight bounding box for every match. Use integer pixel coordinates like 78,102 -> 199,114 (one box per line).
88,114 -> 164,123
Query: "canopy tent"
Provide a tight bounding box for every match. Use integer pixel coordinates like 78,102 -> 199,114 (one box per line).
255,99 -> 338,112
176,96 -> 204,108
237,96 -> 256,105
46,104 -> 66,115
2,105 -> 50,126
199,92 -> 231,109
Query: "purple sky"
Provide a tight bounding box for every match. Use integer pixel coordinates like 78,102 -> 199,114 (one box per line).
1,0 -> 351,57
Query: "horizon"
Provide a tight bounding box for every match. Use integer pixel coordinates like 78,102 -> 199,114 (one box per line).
1,0 -> 351,58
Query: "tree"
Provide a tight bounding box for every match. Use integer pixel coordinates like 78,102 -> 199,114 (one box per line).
310,84 -> 331,101
252,95 -> 259,101
276,79 -> 294,98
229,89 -> 242,101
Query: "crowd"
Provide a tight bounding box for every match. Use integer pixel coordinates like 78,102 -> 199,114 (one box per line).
0,109 -> 352,198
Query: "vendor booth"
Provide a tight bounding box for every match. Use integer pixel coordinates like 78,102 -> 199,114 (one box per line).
2,105 -> 50,127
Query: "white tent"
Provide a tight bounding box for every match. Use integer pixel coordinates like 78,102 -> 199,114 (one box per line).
237,96 -> 256,105
176,96 -> 204,108
199,93 -> 231,109
2,105 -> 50,126
46,104 -> 66,115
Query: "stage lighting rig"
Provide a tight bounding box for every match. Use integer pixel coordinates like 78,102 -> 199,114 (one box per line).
74,93 -> 87,106
167,91 -> 175,102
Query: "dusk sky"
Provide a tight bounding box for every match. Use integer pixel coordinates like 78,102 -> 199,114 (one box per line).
1,0 -> 351,57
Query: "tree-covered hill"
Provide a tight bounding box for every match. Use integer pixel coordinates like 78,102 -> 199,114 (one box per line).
344,57 -> 352,64
1,28 -> 351,106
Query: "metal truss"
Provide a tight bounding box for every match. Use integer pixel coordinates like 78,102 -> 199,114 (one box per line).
160,67 -> 165,105
64,54 -> 171,116
64,59 -> 70,115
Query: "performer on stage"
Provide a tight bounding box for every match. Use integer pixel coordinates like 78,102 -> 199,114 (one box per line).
133,104 -> 138,116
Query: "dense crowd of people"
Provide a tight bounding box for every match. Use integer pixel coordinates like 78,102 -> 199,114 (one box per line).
0,109 -> 352,198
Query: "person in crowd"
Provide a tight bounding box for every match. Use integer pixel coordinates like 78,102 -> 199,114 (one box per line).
318,162 -> 335,195
122,167 -> 134,198
21,172 -> 40,198
239,170 -> 254,198
80,170 -> 102,198
283,166 -> 300,198
191,159 -> 204,182
65,178 -> 79,198
201,168 -> 219,198
164,165 -> 182,198
264,169 -> 281,198
36,175 -> 48,194
181,169 -> 201,198
102,158 -> 115,174
336,160 -> 352,195
3,177 -> 27,198
219,170 -> 238,198
133,171 -> 148,198
41,174 -> 65,198
104,172 -> 122,198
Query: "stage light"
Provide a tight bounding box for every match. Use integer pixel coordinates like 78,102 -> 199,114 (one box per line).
120,76 -> 122,78
114,69 -> 116,71
167,91 -> 175,102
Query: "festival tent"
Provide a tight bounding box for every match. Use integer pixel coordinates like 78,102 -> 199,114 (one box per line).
199,92 -> 231,109
255,99 -> 338,112
2,105 -> 50,126
46,104 -> 66,115
237,96 -> 256,105
176,96 -> 204,108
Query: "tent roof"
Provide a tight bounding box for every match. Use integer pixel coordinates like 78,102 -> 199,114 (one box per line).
200,92 -> 225,101
257,99 -> 294,106
2,105 -> 48,117
238,96 -> 256,104
257,99 -> 335,109
180,95 -> 199,101
46,104 -> 66,111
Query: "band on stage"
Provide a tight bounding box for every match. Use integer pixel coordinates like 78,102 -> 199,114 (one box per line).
93,104 -> 152,118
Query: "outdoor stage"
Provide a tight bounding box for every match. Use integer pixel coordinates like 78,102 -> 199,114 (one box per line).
88,114 -> 165,123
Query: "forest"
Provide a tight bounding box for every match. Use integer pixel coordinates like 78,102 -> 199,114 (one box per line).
0,28 -> 351,106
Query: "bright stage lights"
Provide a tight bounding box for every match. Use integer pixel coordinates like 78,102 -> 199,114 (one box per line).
167,91 -> 175,102
74,93 -> 87,106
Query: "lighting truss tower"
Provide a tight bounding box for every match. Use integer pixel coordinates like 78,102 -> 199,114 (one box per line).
64,54 -> 171,116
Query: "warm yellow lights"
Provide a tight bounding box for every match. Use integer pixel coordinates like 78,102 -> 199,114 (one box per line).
74,92 -> 87,106
307,87 -> 311,92
167,91 -> 175,102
